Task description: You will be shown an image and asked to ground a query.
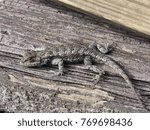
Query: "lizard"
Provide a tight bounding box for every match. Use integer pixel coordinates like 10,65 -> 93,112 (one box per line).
20,43 -> 146,110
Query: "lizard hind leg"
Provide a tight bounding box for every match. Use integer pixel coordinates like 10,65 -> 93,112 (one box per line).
84,56 -> 105,84
89,43 -> 116,54
97,43 -> 116,54
51,58 -> 64,76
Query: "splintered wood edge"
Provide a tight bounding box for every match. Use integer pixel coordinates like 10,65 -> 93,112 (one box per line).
56,0 -> 150,37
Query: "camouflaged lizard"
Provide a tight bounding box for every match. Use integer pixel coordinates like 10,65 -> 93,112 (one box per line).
20,44 -> 132,85
20,43 -> 146,110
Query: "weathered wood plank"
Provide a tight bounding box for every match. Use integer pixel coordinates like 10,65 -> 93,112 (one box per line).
56,0 -> 150,36
0,0 -> 150,112
0,66 -> 148,112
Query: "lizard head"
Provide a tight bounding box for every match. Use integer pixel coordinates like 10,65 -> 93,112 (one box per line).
20,50 -> 47,67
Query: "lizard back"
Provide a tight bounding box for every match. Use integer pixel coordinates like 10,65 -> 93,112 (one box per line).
45,44 -> 89,62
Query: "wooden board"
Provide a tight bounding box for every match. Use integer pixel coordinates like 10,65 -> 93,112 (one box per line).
0,0 -> 150,112
56,0 -> 150,37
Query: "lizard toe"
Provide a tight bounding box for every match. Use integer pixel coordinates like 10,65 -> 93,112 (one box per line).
54,71 -> 63,76
93,75 -> 100,84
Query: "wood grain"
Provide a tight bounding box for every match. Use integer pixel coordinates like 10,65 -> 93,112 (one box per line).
0,0 -> 150,112
56,0 -> 150,36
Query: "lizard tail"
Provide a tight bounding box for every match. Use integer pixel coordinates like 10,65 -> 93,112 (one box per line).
103,57 -> 146,110
104,58 -> 132,87
87,50 -> 146,110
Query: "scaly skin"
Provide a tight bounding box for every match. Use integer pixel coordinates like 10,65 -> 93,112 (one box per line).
20,44 -> 146,110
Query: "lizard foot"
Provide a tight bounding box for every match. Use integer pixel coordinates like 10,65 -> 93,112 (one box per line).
93,70 -> 105,84
85,65 -> 105,84
97,43 -> 116,54
93,75 -> 101,84
53,71 -> 63,76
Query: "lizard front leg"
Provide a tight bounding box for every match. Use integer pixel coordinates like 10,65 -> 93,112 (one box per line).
51,58 -> 64,76
84,56 -> 105,84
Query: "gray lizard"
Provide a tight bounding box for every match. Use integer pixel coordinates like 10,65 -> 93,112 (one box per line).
20,43 -> 146,110
20,43 -> 131,85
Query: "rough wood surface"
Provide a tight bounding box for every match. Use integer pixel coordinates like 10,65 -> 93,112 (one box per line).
56,0 -> 150,37
0,0 -> 150,112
